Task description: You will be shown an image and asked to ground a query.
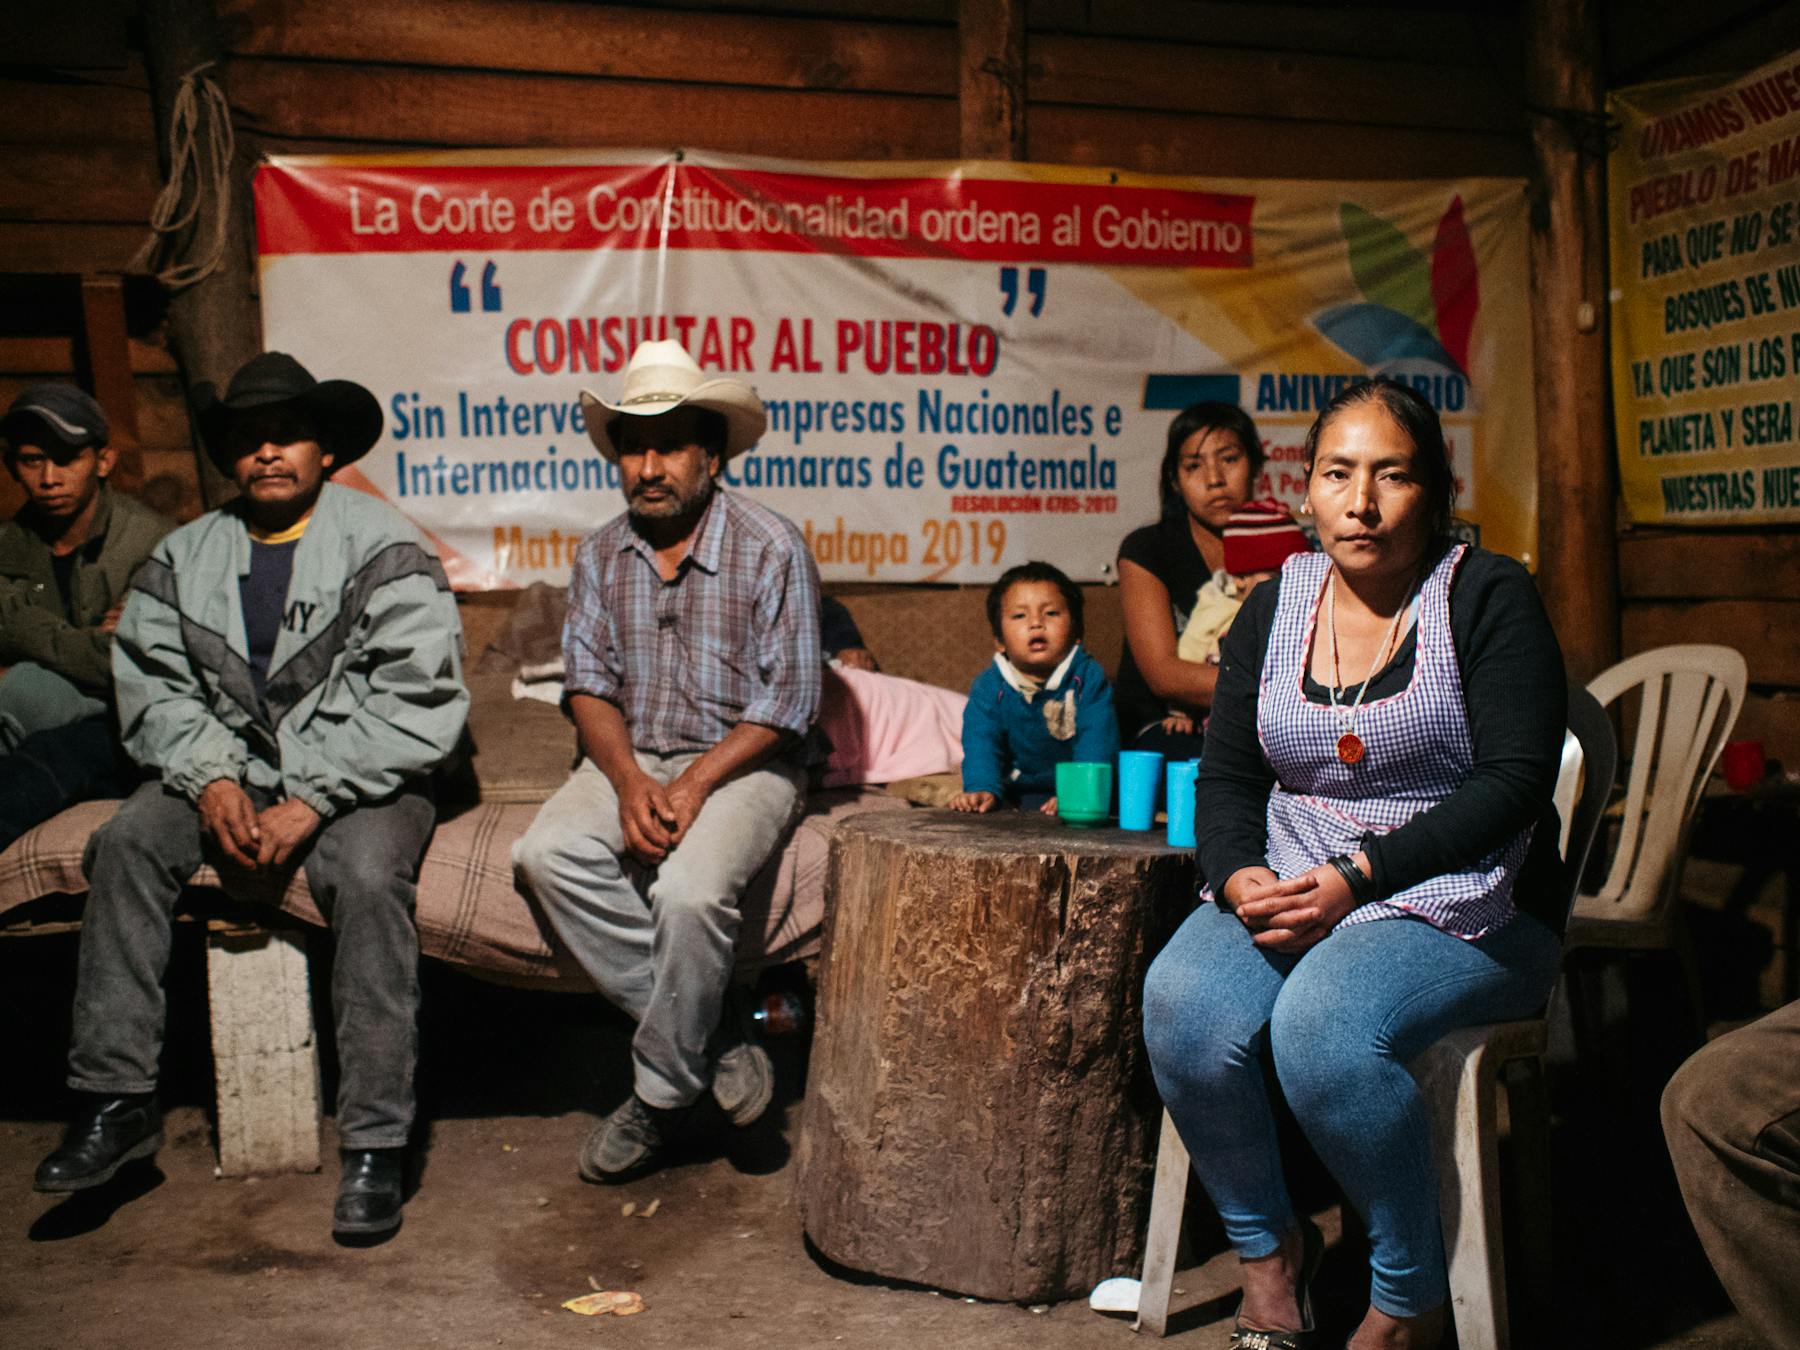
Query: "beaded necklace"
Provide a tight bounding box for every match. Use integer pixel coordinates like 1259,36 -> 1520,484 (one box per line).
1323,567 -> 1414,765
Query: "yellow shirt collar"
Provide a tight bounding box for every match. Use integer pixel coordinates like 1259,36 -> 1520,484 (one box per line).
248,511 -> 312,546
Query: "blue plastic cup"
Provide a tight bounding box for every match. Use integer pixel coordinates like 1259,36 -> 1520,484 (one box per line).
1117,750 -> 1164,831
1165,759 -> 1200,848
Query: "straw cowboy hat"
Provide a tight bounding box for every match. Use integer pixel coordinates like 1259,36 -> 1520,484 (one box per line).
581,340 -> 766,462
193,352 -> 384,474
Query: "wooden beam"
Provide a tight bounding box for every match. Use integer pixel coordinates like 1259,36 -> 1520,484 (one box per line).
1622,601 -> 1800,686
141,0 -> 262,509
960,0 -> 1025,160
0,145 -> 161,223
1031,104 -> 1530,179
1027,0 -> 1503,65
212,0 -> 1518,135
0,221 -> 146,273
0,336 -> 179,375
0,65 -> 155,146
229,58 -> 958,158
1525,0 -> 1615,683
0,1 -> 131,67
1620,531 -> 1800,601
1030,35 -> 1521,134
1605,0 -> 1787,83
237,84 -> 1527,179
217,0 -> 954,97
77,278 -> 143,497
1625,7 -> 1800,84
611,0 -> 952,20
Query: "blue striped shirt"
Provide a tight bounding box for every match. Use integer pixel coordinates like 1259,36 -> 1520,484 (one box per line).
562,490 -> 822,754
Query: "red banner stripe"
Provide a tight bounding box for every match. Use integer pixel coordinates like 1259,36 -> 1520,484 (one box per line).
255,161 -> 1255,269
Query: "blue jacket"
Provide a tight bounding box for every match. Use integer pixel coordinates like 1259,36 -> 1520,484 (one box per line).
961,644 -> 1119,801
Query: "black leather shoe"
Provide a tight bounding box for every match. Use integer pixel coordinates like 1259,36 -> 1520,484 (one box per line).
34,1094 -> 163,1193
333,1149 -> 405,1237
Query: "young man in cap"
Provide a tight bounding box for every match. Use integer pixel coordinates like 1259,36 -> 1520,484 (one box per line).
515,340 -> 821,1181
34,353 -> 469,1241
0,384 -> 172,850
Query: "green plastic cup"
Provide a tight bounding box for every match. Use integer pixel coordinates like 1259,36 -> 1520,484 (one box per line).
1056,761 -> 1113,828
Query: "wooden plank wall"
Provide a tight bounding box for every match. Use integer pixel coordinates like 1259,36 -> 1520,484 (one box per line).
0,29 -> 202,523
213,0 -> 1531,174
0,0 -> 1533,526
15,0 -> 1796,765
1606,0 -> 1800,767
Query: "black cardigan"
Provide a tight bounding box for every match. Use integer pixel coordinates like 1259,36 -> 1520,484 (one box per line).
1193,544 -> 1571,934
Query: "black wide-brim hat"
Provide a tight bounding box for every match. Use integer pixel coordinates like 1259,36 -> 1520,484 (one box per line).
193,351 -> 383,474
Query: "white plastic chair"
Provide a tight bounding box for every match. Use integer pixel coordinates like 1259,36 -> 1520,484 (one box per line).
1563,644 -> 1747,1029
1136,687 -> 1617,1349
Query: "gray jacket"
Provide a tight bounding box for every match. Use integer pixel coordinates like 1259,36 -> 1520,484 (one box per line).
116,482 -> 469,816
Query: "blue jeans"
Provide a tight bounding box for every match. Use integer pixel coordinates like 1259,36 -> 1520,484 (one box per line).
70,780 -> 435,1150
0,662 -> 107,750
1143,901 -> 1562,1316
0,715 -> 134,854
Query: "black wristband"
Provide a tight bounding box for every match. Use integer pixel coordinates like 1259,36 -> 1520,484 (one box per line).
1327,854 -> 1377,907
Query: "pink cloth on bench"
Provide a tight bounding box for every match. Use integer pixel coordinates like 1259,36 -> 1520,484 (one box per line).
818,665 -> 966,789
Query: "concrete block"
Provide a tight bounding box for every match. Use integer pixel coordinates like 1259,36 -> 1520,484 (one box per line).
206,925 -> 321,1176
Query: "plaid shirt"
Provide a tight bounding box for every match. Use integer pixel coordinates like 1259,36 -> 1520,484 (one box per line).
562,489 -> 822,754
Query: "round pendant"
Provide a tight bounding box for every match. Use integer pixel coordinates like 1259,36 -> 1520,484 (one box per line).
1336,732 -> 1366,764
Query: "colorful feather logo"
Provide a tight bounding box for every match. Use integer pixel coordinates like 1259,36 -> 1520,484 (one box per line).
1311,196 -> 1479,377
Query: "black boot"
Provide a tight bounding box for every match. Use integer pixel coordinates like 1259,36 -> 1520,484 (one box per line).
333,1148 -> 405,1237
34,1093 -> 163,1193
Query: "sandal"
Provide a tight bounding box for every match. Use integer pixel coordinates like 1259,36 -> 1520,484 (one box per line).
1228,1215 -> 1325,1350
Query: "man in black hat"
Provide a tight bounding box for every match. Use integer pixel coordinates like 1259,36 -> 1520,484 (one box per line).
33,353 -> 469,1242
0,383 -> 172,850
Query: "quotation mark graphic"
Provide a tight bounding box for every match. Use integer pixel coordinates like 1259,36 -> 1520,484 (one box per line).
450,260 -> 503,314
999,266 -> 1047,317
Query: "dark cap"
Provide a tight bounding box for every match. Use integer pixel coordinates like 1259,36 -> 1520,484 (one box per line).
2,384 -> 110,456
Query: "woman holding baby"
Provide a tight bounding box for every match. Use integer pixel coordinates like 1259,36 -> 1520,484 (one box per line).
1114,402 -> 1303,759
1144,380 -> 1568,1350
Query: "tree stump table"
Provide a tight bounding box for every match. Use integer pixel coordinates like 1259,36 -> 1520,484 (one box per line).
795,809 -> 1195,1302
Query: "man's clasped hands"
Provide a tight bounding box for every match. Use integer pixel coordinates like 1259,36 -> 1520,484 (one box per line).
198,779 -> 321,869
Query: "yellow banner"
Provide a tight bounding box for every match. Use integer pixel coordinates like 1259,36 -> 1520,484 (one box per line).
1609,50 -> 1800,524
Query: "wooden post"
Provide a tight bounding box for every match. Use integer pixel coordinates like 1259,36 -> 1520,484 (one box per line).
959,0 -> 1026,161
1526,0 -> 1617,683
75,276 -> 145,494
140,0 -> 262,509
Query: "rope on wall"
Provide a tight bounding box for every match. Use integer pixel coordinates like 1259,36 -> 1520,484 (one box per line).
133,61 -> 236,290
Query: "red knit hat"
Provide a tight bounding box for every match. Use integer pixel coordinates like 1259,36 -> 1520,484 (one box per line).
1223,499 -> 1309,574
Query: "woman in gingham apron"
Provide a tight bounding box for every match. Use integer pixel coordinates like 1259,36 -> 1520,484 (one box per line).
1144,380 -> 1568,1350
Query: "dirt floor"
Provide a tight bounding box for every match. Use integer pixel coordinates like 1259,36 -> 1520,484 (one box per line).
0,924 -> 1770,1350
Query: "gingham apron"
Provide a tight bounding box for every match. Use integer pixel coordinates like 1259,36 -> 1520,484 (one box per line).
1250,544 -> 1530,939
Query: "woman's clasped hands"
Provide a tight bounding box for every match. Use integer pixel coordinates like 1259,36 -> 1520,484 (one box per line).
1223,857 -> 1368,953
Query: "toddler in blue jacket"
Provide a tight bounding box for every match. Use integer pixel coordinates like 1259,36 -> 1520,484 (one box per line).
952,561 -> 1120,814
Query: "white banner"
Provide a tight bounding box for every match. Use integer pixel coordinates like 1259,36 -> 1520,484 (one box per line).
256,149 -> 1536,587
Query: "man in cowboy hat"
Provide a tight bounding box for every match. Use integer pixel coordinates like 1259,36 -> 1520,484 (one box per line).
34,352 -> 468,1241
515,339 -> 821,1181
0,384 -> 172,850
